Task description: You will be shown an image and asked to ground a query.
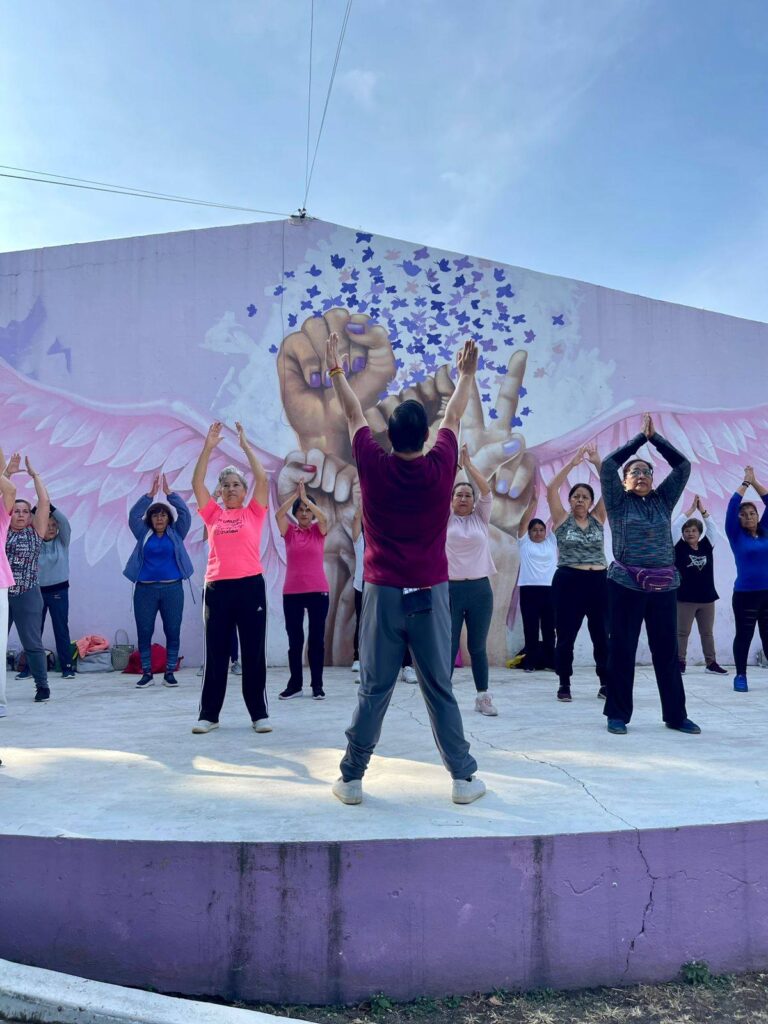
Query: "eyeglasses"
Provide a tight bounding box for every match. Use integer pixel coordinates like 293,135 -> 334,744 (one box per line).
628,468 -> 653,478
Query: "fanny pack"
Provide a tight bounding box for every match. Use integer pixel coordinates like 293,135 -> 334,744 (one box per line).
615,562 -> 676,592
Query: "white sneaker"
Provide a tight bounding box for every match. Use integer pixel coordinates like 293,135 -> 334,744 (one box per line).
332,777 -> 363,805
452,776 -> 486,804
230,660 -> 242,675
402,666 -> 418,684
196,665 -> 204,676
351,660 -> 360,673
252,719 -> 272,733
475,693 -> 498,717
192,720 -> 219,734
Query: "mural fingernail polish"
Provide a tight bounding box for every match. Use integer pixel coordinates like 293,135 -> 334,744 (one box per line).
509,485 -> 520,498
496,479 -> 509,494
352,356 -> 366,372
347,322 -> 365,336
309,372 -> 321,388
342,357 -> 350,374
302,464 -> 316,474
323,372 -> 332,388
503,439 -> 520,454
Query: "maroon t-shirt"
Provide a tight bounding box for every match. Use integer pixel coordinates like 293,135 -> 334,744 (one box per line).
353,425 -> 458,588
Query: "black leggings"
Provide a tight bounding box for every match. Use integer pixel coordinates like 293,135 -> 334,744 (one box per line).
553,567 -> 608,686
519,585 -> 555,669
732,589 -> 768,675
283,591 -> 330,691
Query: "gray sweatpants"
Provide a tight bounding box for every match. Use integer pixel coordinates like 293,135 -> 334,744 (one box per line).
340,582 -> 478,782
9,586 -> 48,688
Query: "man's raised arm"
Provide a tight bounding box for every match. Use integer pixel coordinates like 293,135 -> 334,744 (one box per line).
327,331 -> 368,443
440,339 -> 478,439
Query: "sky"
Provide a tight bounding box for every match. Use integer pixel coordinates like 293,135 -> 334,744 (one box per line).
1,0 -> 767,323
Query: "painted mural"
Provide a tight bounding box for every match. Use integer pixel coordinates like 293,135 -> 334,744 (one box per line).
1,218 -> 766,666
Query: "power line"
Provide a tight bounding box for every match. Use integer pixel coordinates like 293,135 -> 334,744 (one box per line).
302,0 -> 353,211
0,165 -> 290,217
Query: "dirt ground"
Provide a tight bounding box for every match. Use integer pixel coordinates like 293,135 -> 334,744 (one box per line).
247,969 -> 768,1024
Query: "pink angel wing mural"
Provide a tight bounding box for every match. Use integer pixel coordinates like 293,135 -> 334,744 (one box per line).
0,355 -> 287,594
530,399 -> 768,523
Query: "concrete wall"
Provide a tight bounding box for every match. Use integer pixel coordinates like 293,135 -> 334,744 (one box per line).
1,823 -> 767,1004
1,218 -> 767,667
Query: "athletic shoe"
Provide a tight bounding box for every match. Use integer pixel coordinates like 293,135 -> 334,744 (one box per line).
557,686 -> 572,702
607,718 -> 627,735
34,687 -> 51,703
163,672 -> 179,688
597,686 -> 607,700
666,718 -> 702,735
678,659 -> 686,674
474,693 -> 498,716
196,665 -> 204,677
506,653 -> 525,669
252,719 -> 273,733
279,685 -> 303,700
230,660 -> 242,675
351,660 -> 360,673
452,776 -> 486,804
136,673 -> 154,689
192,720 -> 219,734
706,662 -> 728,675
312,688 -> 326,700
15,671 -> 30,681
401,666 -> 418,684
332,777 -> 363,805
62,671 -> 76,679
734,674 -> 749,693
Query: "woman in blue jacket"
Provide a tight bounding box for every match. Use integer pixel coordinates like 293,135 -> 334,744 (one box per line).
124,473 -> 194,689
725,465 -> 768,693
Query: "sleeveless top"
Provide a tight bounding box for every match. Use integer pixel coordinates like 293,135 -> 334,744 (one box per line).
675,537 -> 718,603
554,514 -> 607,568
6,525 -> 43,595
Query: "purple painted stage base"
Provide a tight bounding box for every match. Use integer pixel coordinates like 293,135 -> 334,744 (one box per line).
1,823 -> 767,1004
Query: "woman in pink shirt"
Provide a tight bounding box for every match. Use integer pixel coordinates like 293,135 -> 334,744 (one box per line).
275,480 -> 329,700
447,446 -> 498,716
0,447 -> 17,730
191,421 -> 271,735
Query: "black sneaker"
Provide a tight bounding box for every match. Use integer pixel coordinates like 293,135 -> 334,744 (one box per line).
136,673 -> 154,689
706,662 -> 728,675
279,685 -> 303,700
34,687 -> 51,703
556,686 -> 572,702
678,659 -> 686,674
597,685 -> 607,700
312,688 -> 326,701
62,670 -> 76,679
15,670 -> 30,681
163,672 -> 179,688
666,718 -> 701,735
607,718 -> 627,735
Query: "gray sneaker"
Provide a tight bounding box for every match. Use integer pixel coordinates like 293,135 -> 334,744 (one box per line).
332,777 -> 363,805
452,776 -> 486,804
474,693 -> 498,716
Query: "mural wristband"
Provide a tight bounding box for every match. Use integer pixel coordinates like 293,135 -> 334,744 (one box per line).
329,367 -> 344,378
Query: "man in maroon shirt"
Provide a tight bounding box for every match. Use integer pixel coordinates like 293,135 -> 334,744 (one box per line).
326,330 -> 485,806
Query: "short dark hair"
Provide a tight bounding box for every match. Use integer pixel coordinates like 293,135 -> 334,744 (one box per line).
292,497 -> 312,518
145,502 -> 173,524
739,501 -> 766,536
622,458 -> 653,479
387,400 -> 429,454
682,517 -> 703,536
568,482 -> 595,503
528,518 -> 546,533
452,481 -> 475,498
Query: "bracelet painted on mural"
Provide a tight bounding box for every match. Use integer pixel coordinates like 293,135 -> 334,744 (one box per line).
329,367 -> 345,377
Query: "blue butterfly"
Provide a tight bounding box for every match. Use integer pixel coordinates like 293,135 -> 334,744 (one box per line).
362,247 -> 374,262
284,270 -> 295,279
430,284 -> 442,294
455,311 -> 470,326
312,310 -> 323,318
287,313 -> 298,328
438,345 -> 452,360
512,314 -> 526,324
431,301 -> 445,312
273,286 -> 286,297
496,284 -> 515,298
392,298 -> 408,309
524,330 -> 536,343
395,357 -> 404,368
511,416 -> 523,427
521,407 -> 531,416
356,232 -> 373,243
472,318 -> 483,329
496,365 -> 508,375
351,268 -> 360,280
269,344 -> 278,353
413,246 -> 430,260
307,264 -> 322,277
426,269 -> 438,283
347,296 -> 359,307
454,255 -> 472,270
306,285 -> 320,298
482,308 -> 492,316
488,408 -> 498,419
471,299 -> 480,310
412,368 -> 427,383
493,268 -> 505,282
367,265 -> 382,276
300,300 -> 313,310
552,314 -> 565,326
392,340 -> 403,350
331,254 -> 345,269
386,285 -> 397,293
436,258 -> 451,272
518,386 -> 527,397
414,297 -> 427,308
481,393 -> 491,403
454,275 -> 466,288
341,282 -> 356,293
426,332 -> 441,345
246,304 -> 257,317
372,275 -> 384,285
401,260 -> 421,276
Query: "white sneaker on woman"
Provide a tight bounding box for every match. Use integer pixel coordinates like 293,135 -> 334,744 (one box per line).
351,660 -> 360,673
452,776 -> 486,804
401,666 -> 418,684
474,693 -> 498,716
252,719 -> 272,733
332,778 -> 363,804
192,720 -> 219,734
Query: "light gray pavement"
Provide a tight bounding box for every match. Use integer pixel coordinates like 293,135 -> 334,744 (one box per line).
1,664 -> 766,843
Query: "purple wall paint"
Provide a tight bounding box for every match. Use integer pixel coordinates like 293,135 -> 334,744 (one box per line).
1,823 -> 767,1004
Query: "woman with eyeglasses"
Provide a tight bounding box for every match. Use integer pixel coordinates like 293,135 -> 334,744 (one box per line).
725,465 -> 768,693
599,414 -> 700,736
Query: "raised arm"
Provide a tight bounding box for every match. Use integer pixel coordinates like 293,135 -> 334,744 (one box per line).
275,489 -> 298,538
545,447 -> 584,530
352,503 -> 362,542
166,487 -> 192,540
192,423 -> 222,510
327,331 -> 367,442
582,444 -> 606,522
235,421 -> 269,508
461,444 -> 491,497
518,490 -> 537,539
26,458 -> 51,538
298,480 -> 328,536
0,448 -> 17,514
696,496 -> 719,546
440,339 -> 478,438
50,506 -> 72,547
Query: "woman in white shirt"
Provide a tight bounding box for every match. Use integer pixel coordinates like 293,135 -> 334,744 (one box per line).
517,493 -> 558,672
447,446 -> 498,715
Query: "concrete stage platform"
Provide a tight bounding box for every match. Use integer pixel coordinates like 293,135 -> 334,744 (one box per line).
2,664 -> 768,1004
